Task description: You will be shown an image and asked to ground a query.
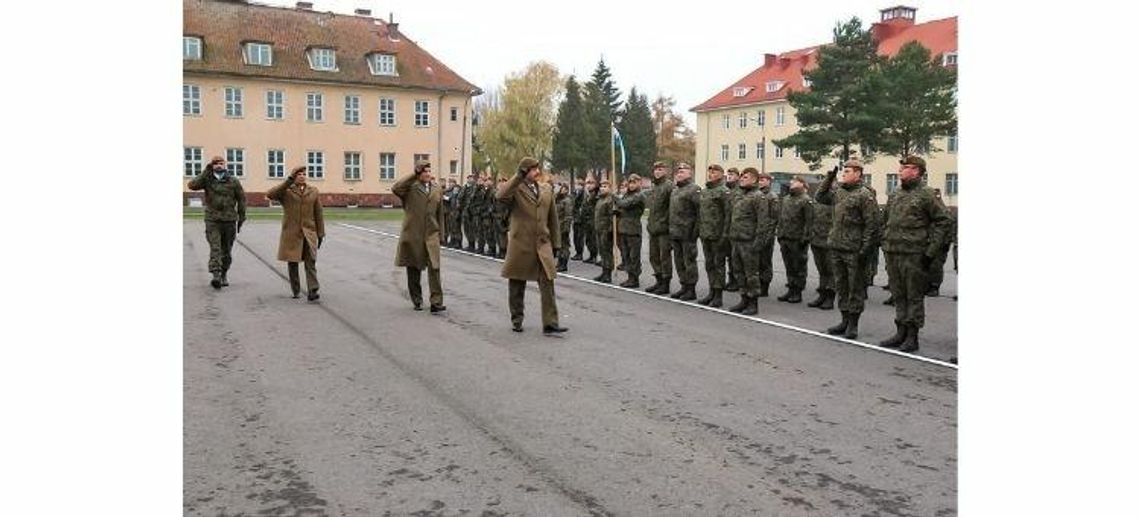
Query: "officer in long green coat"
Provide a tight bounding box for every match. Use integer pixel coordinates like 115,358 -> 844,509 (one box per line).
668,162 -> 701,300
266,166 -> 325,301
697,164 -> 732,308
878,156 -> 952,352
815,159 -> 880,339
776,176 -> 814,304
614,174 -> 646,288
644,161 -> 674,294
726,167 -> 765,315
592,179 -> 616,283
807,182 -> 836,310
392,160 -> 446,312
755,172 -> 781,297
187,156 -> 246,289
723,167 -> 742,292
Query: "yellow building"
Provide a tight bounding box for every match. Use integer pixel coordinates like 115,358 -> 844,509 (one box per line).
183,0 -> 480,206
691,6 -> 958,206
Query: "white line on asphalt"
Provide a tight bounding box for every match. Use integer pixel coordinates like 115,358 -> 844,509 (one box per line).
338,223 -> 958,371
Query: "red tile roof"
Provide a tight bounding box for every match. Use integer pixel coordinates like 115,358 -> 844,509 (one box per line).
692,15 -> 956,112
184,0 -> 480,94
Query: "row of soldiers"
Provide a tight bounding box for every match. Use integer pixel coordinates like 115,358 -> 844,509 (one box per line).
441,173 -> 509,258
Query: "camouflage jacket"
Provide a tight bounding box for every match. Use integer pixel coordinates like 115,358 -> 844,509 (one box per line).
755,186 -> 780,245
668,179 -> 701,241
814,177 -> 879,253
777,191 -> 814,241
187,168 -> 246,222
614,190 -> 646,235
881,180 -> 952,256
810,199 -> 833,247
698,179 -> 732,241
459,182 -> 479,215
578,190 -> 598,225
727,186 -> 764,243
556,194 -> 574,234
645,176 -> 674,236
593,193 -> 614,236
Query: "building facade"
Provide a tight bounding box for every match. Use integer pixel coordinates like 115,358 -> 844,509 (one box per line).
691,6 -> 958,206
183,0 -> 480,207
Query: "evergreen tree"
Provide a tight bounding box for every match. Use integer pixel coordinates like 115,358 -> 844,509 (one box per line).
552,76 -> 591,179
876,41 -> 958,157
588,58 -> 623,121
617,87 -> 657,177
581,81 -> 613,173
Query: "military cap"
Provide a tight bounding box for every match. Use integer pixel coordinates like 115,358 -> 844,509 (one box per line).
899,155 -> 927,171
675,161 -> 692,170
790,175 -> 807,185
740,166 -> 759,177
726,167 -> 740,174
414,159 -> 431,173
707,163 -> 724,172
757,172 -> 773,180
843,159 -> 864,170
518,156 -> 540,172
627,173 -> 642,182
652,161 -> 667,169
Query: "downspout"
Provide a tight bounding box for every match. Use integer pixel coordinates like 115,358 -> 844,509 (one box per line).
437,91 -> 445,179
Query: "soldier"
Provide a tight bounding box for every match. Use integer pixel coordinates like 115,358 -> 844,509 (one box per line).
644,161 -> 674,295
497,157 -> 567,334
592,179 -> 616,283
571,177 -> 586,260
726,168 -> 764,315
668,162 -> 701,300
807,180 -> 836,310
815,159 -> 880,339
697,164 -> 732,307
578,174 -> 600,264
555,182 -> 574,272
863,181 -> 883,289
776,176 -> 814,303
878,156 -> 952,352
443,178 -> 461,248
755,172 -> 781,297
723,167 -> 742,292
392,160 -> 446,312
266,166 -> 325,301
460,173 -> 479,251
187,156 -> 246,289
481,174 -> 498,257
925,190 -> 954,297
615,174 -> 646,288
496,176 -> 511,259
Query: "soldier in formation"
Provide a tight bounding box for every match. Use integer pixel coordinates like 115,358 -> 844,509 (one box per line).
807,180 -> 836,310
644,161 -> 674,295
697,164 -> 731,308
776,176 -> 814,304
555,182 -> 574,272
815,160 -> 879,339
726,167 -> 765,315
578,174 -> 600,264
614,174 -> 646,288
592,179 -> 616,284
668,162 -> 701,301
723,167 -> 742,292
460,173 -> 479,252
754,172 -> 781,298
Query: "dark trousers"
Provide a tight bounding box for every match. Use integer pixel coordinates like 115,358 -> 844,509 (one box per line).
928,248 -> 949,290
810,244 -> 833,293
721,238 -> 736,286
205,220 -> 237,274
778,238 -> 809,290
287,239 -> 319,294
463,213 -> 479,248
559,232 -> 570,263
618,233 -> 642,277
406,266 -> 443,306
701,237 -> 727,289
886,252 -> 928,328
572,222 -> 586,256
595,230 -> 614,271
731,240 -> 760,297
830,250 -> 866,314
757,239 -> 775,286
648,233 -> 673,280
509,277 -> 559,327
584,221 -> 598,258
865,246 -> 881,287
671,238 -> 699,285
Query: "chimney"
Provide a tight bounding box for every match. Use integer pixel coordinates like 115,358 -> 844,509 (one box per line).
763,53 -> 777,68
296,1 -> 313,10
354,8 -> 371,16
387,12 -> 399,39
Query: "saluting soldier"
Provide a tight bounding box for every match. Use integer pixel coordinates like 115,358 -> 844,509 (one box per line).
776,176 -> 814,303
668,162 -> 701,301
726,167 -> 765,315
392,160 -> 446,312
555,182 -> 574,272
187,156 -> 246,289
807,180 -> 836,310
815,159 -> 880,339
697,164 -> 732,308
592,179 -> 617,283
755,172 -> 781,297
644,161 -> 674,295
614,174 -> 646,288
266,165 -> 325,301
878,156 -> 952,352
723,167 -> 742,292
497,157 -> 568,334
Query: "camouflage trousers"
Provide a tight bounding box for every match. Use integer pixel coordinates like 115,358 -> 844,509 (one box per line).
509,277 -> 559,327
595,228 -> 614,271
757,239 -> 775,287
723,238 -> 737,287
778,238 -> 810,291
482,216 -> 496,252
618,233 -> 642,278
864,246 -> 880,287
885,252 -> 928,328
810,244 -> 834,293
447,212 -> 462,245
583,221 -> 598,259
671,238 -> 699,286
830,250 -> 867,314
462,213 -> 479,248
287,239 -> 319,294
205,220 -> 237,274
572,222 -> 586,256
648,233 -> 673,280
559,232 -> 570,263
927,247 -> 949,290
731,240 -> 761,297
406,266 -> 443,307
700,237 -> 728,290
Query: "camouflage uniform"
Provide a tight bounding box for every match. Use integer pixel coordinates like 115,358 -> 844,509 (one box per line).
644,174 -> 674,294
776,189 -> 814,302
578,188 -> 599,262
614,189 -> 646,286
668,178 -> 701,299
863,184 -> 883,287
481,184 -> 498,256
807,196 -> 835,309
496,187 -> 511,259
187,166 -> 246,287
592,191 -> 616,281
755,184 -> 781,297
571,186 -> 586,259
556,190 -> 574,270
815,167 -> 880,338
926,201 -> 955,295
723,180 -> 742,291
697,177 -> 731,305
459,179 -> 479,250
444,184 -> 462,247
726,184 -> 764,315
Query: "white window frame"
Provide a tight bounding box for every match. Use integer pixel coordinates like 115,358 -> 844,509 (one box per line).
775,145 -> 784,158
948,134 -> 958,153
765,81 -> 784,93
721,114 -> 730,129
943,52 -> 958,67
946,173 -> 959,196
244,42 -> 273,66
183,37 -> 202,60
379,152 -> 396,180
794,147 -> 801,158
183,84 -> 201,116
308,48 -> 337,71
887,173 -> 900,193
720,144 -> 729,161
225,148 -> 245,177
450,107 -> 458,122
369,53 -> 398,76
738,143 -> 746,160
224,86 -> 243,118
757,109 -> 765,126
307,151 -> 325,179
414,100 -> 430,127
184,146 -> 203,177
732,86 -> 751,98
739,112 -> 747,129
344,95 -> 361,124
344,151 -> 362,181
266,90 -> 284,120
267,149 -> 285,179
306,92 -> 323,122
756,142 -> 764,159
379,98 -> 396,126
776,106 -> 786,126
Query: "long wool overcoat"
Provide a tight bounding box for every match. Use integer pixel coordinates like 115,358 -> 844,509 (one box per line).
497,175 -> 561,281
266,181 -> 325,262
392,173 -> 444,269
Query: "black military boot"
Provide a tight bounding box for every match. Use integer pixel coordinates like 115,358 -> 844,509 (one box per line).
728,294 -> 750,313
899,324 -> 920,353
593,270 -> 612,283
645,275 -> 661,294
786,289 -> 802,304
708,289 -> 724,308
740,295 -> 759,315
819,289 -> 835,310
697,289 -> 715,305
669,285 -> 686,299
617,262 -> 626,272
619,274 -> 639,288
844,312 -> 861,339
826,312 -> 849,335
878,321 -> 907,349
220,271 -> 230,287
758,282 -> 770,297
777,288 -> 792,302
307,288 -> 320,302
679,284 -> 697,301
210,272 -> 223,289
807,290 -> 824,307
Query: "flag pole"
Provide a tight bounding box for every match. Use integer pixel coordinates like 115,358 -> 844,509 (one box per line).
610,124 -> 618,263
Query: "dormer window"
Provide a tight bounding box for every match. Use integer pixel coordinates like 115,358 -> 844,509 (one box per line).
732,86 -> 752,98
802,77 -> 812,88
243,42 -> 273,66
183,36 -> 202,60
368,53 -> 398,76
765,81 -> 784,93
942,52 -> 958,67
308,48 -> 337,71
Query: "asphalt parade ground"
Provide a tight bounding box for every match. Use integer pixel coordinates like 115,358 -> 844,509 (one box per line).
184,219 -> 957,516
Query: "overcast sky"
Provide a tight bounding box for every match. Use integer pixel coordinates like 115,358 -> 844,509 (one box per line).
257,0 -> 957,127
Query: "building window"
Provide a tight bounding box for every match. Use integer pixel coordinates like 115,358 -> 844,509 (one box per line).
369,53 -> 397,76
266,90 -> 284,120
306,93 -> 323,122
344,151 -> 362,180
308,48 -> 336,71
756,142 -> 764,159
415,101 -> 430,127
765,81 -> 784,93
183,37 -> 201,60
803,77 -> 812,88
183,84 -> 201,115
794,147 -> 801,158
450,107 -> 458,122
947,134 -> 958,153
946,173 -> 958,196
344,95 -> 360,124
450,160 -> 458,175
379,152 -> 396,180
307,151 -> 325,179
757,109 -> 765,126
865,174 -> 873,189
721,114 -> 730,129
739,112 -> 747,129
244,42 -> 272,66
720,144 -> 729,161
379,98 -> 396,126
225,148 -> 244,177
776,107 -> 786,126
267,149 -> 285,179
224,87 -> 243,118
738,143 -> 746,160
887,173 -> 899,193
943,52 -> 958,67
775,145 -> 784,158
184,146 -> 203,177
732,86 -> 751,98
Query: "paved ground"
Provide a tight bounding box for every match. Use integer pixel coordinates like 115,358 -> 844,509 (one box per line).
184,220 -> 957,516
